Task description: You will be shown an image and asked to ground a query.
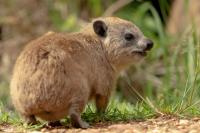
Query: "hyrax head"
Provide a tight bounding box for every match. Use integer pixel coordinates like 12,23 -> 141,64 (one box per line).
92,17 -> 153,70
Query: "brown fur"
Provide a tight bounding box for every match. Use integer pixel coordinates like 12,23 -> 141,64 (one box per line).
10,17 -> 153,128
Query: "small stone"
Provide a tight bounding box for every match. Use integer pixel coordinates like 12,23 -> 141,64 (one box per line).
179,120 -> 189,125
189,130 -> 198,133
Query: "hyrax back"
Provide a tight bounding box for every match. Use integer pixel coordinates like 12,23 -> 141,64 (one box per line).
10,17 -> 153,128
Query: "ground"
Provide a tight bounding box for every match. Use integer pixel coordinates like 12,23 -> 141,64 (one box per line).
1,116 -> 200,133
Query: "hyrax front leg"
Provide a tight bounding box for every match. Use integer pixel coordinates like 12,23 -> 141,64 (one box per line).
21,114 -> 37,125
69,100 -> 89,128
47,121 -> 62,127
95,94 -> 109,113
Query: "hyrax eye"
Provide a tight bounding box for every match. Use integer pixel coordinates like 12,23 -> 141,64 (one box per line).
124,33 -> 134,41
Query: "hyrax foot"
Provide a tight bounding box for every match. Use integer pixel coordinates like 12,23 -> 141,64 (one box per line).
70,113 -> 89,129
47,121 -> 62,127
22,115 -> 38,125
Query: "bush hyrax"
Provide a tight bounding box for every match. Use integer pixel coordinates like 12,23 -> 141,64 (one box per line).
10,17 -> 153,128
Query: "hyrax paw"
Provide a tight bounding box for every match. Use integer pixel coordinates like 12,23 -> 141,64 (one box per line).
79,121 -> 90,129
72,120 -> 90,129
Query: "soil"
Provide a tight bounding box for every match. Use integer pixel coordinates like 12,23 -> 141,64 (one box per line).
1,116 -> 200,133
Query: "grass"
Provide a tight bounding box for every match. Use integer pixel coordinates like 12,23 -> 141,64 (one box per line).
1,0 -> 200,131
0,97 -> 155,131
0,97 -> 156,130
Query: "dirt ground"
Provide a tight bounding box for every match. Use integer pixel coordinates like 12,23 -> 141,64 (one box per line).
1,116 -> 200,133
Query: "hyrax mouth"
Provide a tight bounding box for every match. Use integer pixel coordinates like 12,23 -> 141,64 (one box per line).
135,51 -> 147,56
132,50 -> 147,56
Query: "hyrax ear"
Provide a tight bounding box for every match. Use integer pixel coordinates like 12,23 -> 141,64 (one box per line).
93,20 -> 107,37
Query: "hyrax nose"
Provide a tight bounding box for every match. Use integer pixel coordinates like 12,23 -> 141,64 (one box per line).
144,39 -> 153,51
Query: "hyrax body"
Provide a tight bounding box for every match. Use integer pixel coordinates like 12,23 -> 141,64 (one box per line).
10,17 -> 153,128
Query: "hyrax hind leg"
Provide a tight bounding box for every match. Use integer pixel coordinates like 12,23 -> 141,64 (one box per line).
68,99 -> 89,129
95,94 -> 109,113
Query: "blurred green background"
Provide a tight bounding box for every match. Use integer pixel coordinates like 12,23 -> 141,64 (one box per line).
0,0 -> 200,117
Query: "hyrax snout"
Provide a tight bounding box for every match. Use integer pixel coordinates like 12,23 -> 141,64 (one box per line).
10,17 -> 153,128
